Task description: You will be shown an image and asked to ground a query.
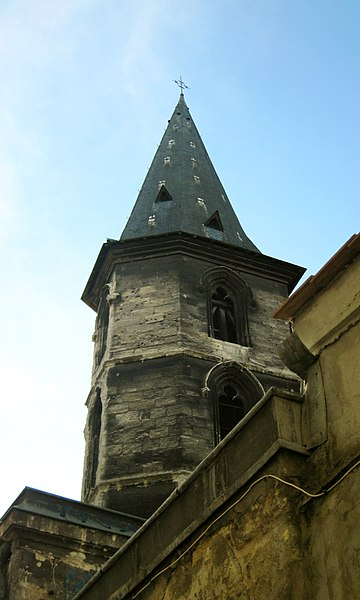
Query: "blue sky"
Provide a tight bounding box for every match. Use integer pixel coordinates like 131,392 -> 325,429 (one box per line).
1,0 -> 359,516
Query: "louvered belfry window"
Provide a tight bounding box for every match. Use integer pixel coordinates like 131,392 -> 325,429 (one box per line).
200,267 -> 255,347
218,383 -> 245,439
204,362 -> 264,445
211,287 -> 237,343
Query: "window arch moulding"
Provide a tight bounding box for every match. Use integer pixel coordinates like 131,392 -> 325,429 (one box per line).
200,266 -> 256,347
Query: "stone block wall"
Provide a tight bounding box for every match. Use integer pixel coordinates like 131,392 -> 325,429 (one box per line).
83,245 -> 300,517
85,355 -> 215,516
107,256 -> 181,363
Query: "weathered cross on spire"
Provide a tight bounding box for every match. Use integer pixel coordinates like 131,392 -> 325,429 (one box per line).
174,76 -> 189,94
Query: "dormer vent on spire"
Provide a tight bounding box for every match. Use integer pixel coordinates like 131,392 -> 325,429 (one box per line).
120,94 -> 260,253
156,186 -> 173,203
205,211 -> 223,232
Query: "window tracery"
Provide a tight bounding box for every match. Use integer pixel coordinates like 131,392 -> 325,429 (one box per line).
200,267 -> 255,347
203,362 -> 264,444
211,287 -> 237,343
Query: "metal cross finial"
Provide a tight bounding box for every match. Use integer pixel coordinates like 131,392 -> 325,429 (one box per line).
174,76 -> 189,94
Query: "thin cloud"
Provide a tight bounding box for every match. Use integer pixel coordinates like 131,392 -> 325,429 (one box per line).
120,1 -> 167,95
0,109 -> 43,241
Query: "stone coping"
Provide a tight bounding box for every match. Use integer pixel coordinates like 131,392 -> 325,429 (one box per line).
0,487 -> 145,538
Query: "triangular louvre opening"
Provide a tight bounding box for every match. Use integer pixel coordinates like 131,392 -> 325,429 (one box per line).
205,211 -> 223,232
155,186 -> 173,203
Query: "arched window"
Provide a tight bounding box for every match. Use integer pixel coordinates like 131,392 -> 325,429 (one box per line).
89,390 -> 102,489
211,287 -> 237,343
94,286 -> 110,368
204,362 -> 264,445
218,383 -> 245,439
200,267 -> 255,347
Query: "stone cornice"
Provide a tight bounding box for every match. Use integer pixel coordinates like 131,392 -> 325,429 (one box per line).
82,233 -> 305,311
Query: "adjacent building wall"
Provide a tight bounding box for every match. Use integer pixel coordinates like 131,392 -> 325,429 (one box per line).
0,489 -> 144,600
75,236 -> 360,600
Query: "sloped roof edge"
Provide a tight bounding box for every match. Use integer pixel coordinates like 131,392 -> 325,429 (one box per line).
274,233 -> 360,321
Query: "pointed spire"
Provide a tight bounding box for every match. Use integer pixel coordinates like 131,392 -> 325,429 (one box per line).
120,95 -> 259,252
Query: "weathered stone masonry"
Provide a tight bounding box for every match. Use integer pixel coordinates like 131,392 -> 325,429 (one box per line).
81,232 -> 303,518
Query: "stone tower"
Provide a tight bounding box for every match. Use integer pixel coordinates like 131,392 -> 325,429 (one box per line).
81,93 -> 305,518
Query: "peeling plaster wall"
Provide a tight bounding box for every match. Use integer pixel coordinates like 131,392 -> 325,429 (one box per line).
128,467 -> 359,600
301,472 -> 360,600
6,544 -> 97,600
140,479 -> 305,600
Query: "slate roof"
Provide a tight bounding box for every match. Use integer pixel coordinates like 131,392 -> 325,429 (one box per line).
0,487 -> 145,537
120,94 -> 260,252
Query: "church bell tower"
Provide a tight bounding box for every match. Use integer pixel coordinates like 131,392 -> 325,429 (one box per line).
81,92 -> 305,518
